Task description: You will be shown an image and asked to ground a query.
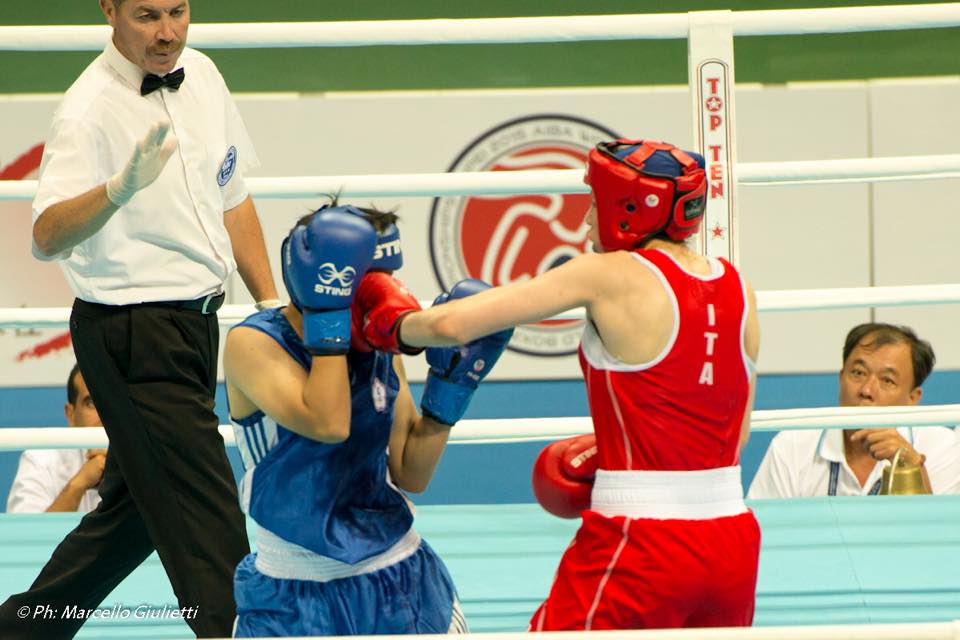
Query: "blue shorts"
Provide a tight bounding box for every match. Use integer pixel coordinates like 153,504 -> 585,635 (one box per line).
234,541 -> 467,637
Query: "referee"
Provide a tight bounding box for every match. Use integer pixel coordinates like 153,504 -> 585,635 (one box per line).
0,1 -> 279,638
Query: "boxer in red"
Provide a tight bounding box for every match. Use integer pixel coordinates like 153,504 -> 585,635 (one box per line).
399,139 -> 761,630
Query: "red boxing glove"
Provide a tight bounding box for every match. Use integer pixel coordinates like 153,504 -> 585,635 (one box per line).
531,434 -> 598,519
350,272 -> 424,354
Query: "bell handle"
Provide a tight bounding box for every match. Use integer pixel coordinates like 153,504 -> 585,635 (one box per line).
885,446 -> 906,495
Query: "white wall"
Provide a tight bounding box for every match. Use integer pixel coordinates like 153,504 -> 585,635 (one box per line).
870,79 -> 960,378
0,77 -> 957,386
737,82 -> 873,374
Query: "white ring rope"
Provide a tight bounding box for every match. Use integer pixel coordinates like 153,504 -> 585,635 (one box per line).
1,5 -> 959,51
1,404 -> 958,450
1,283 -> 958,329
755,283 -> 960,313
2,155 -> 958,202
738,154 -> 960,186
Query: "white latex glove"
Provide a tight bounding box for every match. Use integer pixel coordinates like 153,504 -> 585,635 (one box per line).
105,121 -> 179,206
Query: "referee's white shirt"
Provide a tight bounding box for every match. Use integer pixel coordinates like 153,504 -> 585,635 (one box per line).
32,40 -> 259,305
748,426 -> 960,498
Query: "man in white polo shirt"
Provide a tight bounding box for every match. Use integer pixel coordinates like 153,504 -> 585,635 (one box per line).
0,1 -> 279,638
7,364 -> 105,514
749,323 -> 960,498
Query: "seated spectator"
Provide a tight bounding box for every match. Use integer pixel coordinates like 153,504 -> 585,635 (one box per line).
7,364 -> 105,513
749,323 -> 960,498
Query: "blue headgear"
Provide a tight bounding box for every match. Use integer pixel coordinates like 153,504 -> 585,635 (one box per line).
371,222 -> 403,271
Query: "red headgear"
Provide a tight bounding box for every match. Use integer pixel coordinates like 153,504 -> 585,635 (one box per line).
585,139 -> 708,252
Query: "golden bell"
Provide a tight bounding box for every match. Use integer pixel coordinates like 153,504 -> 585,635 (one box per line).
880,447 -> 930,495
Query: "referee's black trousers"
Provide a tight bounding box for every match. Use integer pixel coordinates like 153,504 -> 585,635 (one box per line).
0,300 -> 250,639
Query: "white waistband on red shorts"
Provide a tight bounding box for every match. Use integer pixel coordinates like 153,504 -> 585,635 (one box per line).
254,525 -> 422,582
590,466 -> 747,520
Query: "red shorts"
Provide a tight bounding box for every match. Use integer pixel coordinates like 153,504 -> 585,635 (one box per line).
530,509 -> 760,630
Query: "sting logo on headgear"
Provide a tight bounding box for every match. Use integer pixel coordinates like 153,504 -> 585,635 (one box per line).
430,115 -> 619,357
585,139 -> 707,252
372,223 -> 403,272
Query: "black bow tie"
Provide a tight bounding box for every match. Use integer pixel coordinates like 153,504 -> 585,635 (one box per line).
140,68 -> 185,96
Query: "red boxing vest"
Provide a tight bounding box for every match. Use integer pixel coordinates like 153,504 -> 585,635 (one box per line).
579,248 -> 752,472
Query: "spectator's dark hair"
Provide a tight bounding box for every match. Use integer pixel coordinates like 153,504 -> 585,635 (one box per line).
296,196 -> 398,234
842,323 -> 935,388
66,363 -> 83,406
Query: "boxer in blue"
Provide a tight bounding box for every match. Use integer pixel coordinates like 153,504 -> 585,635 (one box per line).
225,203 -> 511,637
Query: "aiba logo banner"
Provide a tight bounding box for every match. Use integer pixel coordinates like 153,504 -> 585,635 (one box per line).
430,115 -> 618,357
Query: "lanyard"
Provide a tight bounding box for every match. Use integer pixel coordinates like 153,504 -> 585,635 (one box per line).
828,461 -> 882,496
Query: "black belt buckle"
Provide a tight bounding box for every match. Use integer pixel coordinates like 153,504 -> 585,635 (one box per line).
199,292 -> 224,315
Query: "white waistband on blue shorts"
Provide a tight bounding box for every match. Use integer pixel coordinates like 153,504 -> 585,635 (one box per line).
590,466 -> 747,520
254,525 -> 422,582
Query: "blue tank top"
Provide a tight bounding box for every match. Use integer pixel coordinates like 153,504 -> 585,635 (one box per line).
229,308 -> 412,564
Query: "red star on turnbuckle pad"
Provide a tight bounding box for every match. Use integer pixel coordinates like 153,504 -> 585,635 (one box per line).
705,96 -> 723,112
711,225 -> 726,239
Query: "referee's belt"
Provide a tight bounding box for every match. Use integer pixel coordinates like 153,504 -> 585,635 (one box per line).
150,291 -> 225,315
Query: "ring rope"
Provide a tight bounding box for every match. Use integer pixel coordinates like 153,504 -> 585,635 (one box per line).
1,404 -> 958,450
755,283 -> 960,313
1,283 -> 958,329
2,155 -> 958,202
1,5 -> 959,51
